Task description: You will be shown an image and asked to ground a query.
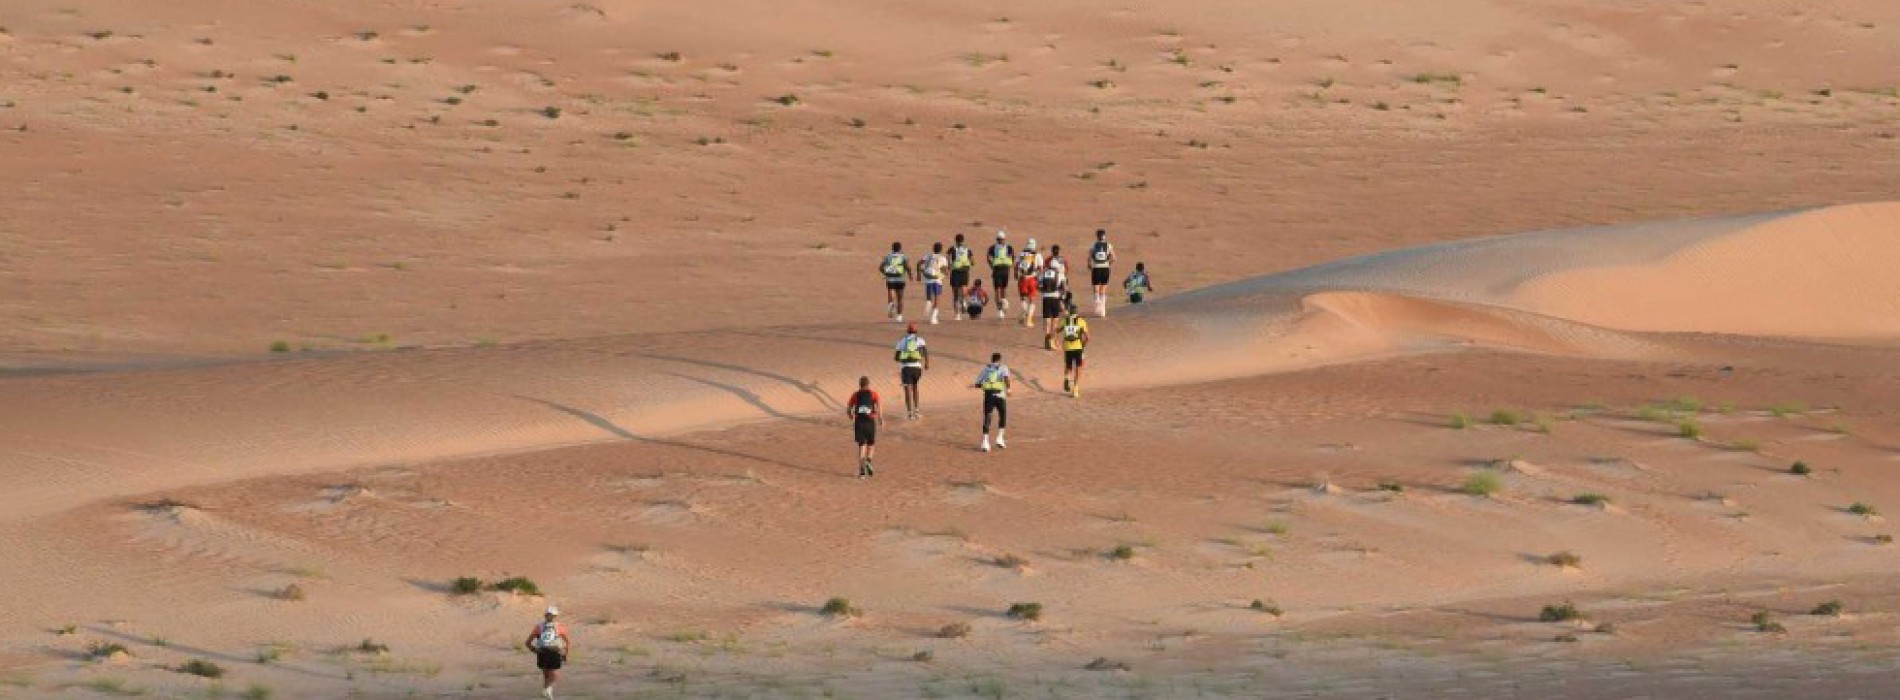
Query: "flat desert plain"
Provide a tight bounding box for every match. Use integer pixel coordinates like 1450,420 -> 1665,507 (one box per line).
3,1 -> 1900,698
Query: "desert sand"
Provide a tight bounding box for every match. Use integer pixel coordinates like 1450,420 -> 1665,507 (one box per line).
4,1 -> 1900,698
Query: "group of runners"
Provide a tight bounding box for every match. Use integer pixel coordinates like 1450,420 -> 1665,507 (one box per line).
519,230 -> 1157,694
853,229 -> 1155,478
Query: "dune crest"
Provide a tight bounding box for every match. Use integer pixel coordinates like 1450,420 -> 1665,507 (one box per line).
1510,202 -> 1900,338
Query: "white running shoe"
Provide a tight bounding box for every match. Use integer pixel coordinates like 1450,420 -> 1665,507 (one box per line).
979,437 -> 992,452
996,436 -> 1006,449
894,314 -> 903,323
930,309 -> 940,324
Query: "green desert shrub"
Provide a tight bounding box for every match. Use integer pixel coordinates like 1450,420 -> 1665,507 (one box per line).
1546,551 -> 1582,568
1463,472 -> 1501,497
1790,461 -> 1812,476
1539,601 -> 1583,622
490,577 -> 541,596
1811,600 -> 1843,617
820,597 -> 860,618
178,659 -> 225,678
1006,602 -> 1043,621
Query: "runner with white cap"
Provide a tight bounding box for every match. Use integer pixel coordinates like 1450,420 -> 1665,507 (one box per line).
524,605 -> 571,698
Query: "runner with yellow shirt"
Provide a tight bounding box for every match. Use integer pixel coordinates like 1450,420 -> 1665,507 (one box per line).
1058,308 -> 1089,398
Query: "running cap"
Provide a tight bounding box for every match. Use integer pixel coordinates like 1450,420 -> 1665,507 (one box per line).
1026,238 -> 1037,249
996,230 -> 1007,240
545,606 -> 560,616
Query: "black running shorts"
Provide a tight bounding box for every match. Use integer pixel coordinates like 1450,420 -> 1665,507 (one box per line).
950,269 -> 970,287
1091,267 -> 1111,285
854,418 -> 877,446
536,648 -> 565,671
1042,297 -> 1063,318
1064,349 -> 1085,369
885,280 -> 907,291
991,267 -> 1010,288
901,366 -> 924,386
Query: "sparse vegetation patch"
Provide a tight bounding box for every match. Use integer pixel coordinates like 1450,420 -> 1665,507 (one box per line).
1539,601 -> 1583,622
1006,602 -> 1043,621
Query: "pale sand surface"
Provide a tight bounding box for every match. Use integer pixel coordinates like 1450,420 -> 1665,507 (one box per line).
5,1 -> 1900,698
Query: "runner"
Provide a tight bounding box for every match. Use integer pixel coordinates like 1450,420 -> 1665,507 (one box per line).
987,231 -> 1014,319
1059,308 -> 1090,398
1014,239 -> 1044,327
1123,262 -> 1153,304
949,233 -> 974,320
1037,245 -> 1068,350
964,279 -> 990,320
972,352 -> 1011,452
918,242 -> 950,324
893,323 -> 929,419
523,606 -> 570,700
880,242 -> 908,322
845,376 -> 883,478
1086,229 -> 1117,317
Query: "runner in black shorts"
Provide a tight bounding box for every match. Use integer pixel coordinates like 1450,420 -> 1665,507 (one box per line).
893,323 -> 929,419
972,353 -> 1011,452
1086,229 -> 1116,317
846,377 -> 884,478
880,242 -> 908,322
948,233 -> 973,319
986,231 -> 1014,319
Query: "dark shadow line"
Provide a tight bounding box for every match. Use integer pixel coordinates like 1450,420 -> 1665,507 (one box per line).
86,626 -> 343,681
510,395 -> 836,477
633,351 -> 847,412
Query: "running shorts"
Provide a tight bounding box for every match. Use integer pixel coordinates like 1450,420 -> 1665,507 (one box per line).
536,648 -> 565,671
1128,293 -> 1144,304
1065,349 -> 1085,369
1042,297 -> 1063,318
950,269 -> 970,287
854,418 -> 877,446
992,267 -> 1010,288
1018,277 -> 1037,297
1091,268 -> 1111,285
901,366 -> 924,386
925,280 -> 943,298
886,279 -> 907,291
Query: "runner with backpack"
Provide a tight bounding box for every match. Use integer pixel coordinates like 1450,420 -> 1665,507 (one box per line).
893,323 -> 929,420
964,279 -> 990,319
1059,308 -> 1090,397
1086,229 -> 1117,317
1123,262 -> 1153,304
972,352 -> 1011,452
846,376 -> 884,478
948,233 -> 974,320
987,231 -> 1014,319
879,242 -> 909,322
1038,245 -> 1069,350
524,606 -> 570,699
918,242 -> 949,325
1014,240 -> 1045,327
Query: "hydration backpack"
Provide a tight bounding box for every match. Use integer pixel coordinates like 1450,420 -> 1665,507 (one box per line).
1038,267 -> 1061,293
881,254 -> 905,276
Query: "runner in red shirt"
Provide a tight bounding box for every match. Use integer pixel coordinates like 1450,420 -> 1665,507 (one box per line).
846,376 -> 884,479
